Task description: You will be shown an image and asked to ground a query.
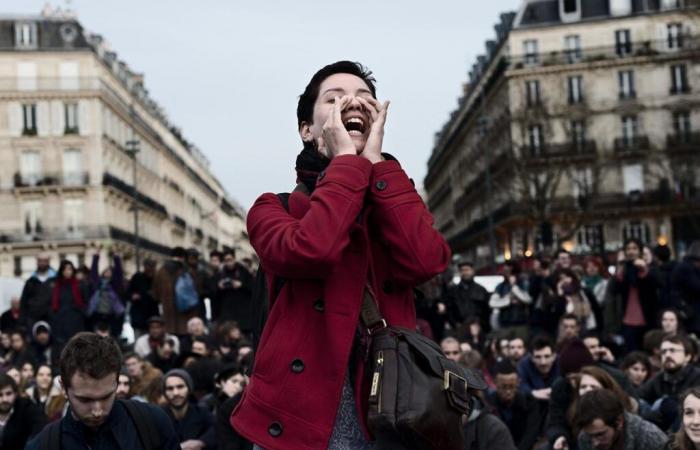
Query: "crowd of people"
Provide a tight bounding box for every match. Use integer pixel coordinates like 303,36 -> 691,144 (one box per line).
2,236 -> 700,449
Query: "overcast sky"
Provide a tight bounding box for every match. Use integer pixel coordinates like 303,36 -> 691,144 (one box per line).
7,0 -> 521,210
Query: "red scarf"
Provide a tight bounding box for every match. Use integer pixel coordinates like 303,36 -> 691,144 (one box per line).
51,277 -> 85,312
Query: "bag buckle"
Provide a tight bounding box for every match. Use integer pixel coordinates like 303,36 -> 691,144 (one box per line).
367,319 -> 387,335
443,370 -> 468,393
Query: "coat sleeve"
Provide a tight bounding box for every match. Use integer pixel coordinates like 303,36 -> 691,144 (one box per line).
247,155 -> 373,279
366,160 -> 450,285
545,379 -> 573,445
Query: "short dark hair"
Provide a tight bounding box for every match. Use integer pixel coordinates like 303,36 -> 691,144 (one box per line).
494,360 -> 517,376
620,351 -> 651,373
192,336 -> 209,349
556,248 -> 571,258
296,61 -> 377,130
123,352 -> 142,362
209,250 -> 223,260
457,261 -> 474,269
662,334 -> 694,355
0,373 -> 18,394
654,244 -> 672,263
623,238 -> 644,252
560,313 -> 581,325
171,246 -> 186,258
60,332 -> 122,389
576,389 -> 624,429
222,248 -> 236,259
530,335 -> 553,353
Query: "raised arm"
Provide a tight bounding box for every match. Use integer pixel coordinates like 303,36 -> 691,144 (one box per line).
247,154 -> 372,279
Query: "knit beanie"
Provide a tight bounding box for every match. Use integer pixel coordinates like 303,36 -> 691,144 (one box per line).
163,369 -> 193,392
558,339 -> 594,376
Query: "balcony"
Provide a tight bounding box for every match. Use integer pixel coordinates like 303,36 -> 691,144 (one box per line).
523,141 -> 597,164
667,132 -> 700,156
614,136 -> 650,157
13,172 -> 90,190
508,36 -> 700,70
0,226 -> 109,244
102,173 -> 167,216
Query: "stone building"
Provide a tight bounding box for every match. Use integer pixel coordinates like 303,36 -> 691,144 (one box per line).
425,0 -> 700,268
0,8 -> 252,277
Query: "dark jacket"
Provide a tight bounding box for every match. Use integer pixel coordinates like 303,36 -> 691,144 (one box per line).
639,364 -> 700,404
19,271 -> 55,329
463,407 -> 517,450
154,259 -> 198,336
0,396 -> 46,450
545,377 -> 575,448
517,355 -> 560,395
486,390 -> 543,450
446,279 -> 490,329
0,309 -> 19,333
164,403 -> 216,449
672,257 -> 700,333
51,280 -> 88,349
26,400 -> 179,450
213,263 -> 254,329
216,393 -> 253,450
127,271 -> 159,332
604,262 -> 659,334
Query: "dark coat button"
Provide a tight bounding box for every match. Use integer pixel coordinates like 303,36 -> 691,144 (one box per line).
318,170 -> 326,181
382,280 -> 394,294
313,298 -> 325,312
268,422 -> 283,437
375,180 -> 387,190
290,359 -> 305,373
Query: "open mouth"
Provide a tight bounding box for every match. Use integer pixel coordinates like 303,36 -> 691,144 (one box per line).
343,116 -> 366,136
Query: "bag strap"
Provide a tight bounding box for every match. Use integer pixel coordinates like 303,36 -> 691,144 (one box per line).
121,400 -> 162,450
360,288 -> 387,334
40,420 -> 61,450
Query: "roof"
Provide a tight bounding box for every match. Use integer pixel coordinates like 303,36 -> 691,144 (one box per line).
514,0 -> 669,28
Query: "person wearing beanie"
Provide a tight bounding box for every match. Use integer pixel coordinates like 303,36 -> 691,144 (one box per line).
163,369 -> 216,450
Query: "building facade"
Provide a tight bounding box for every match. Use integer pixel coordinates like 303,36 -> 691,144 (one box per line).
425,0 -> 700,268
0,9 -> 252,277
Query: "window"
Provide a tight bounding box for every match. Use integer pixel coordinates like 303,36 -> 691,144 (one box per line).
615,29 -> 632,56
572,167 -> 593,198
668,23 -> 684,49
64,199 -> 84,234
22,103 -> 37,135
525,80 -> 541,107
64,103 -> 79,134
661,0 -> 682,10
528,124 -> 544,155
62,149 -> 83,185
571,120 -> 586,149
673,111 -> 692,140
563,0 -> 578,13
524,40 -> 539,65
20,151 -> 41,186
623,221 -> 650,243
623,164 -> 644,194
670,64 -> 689,94
618,70 -> 636,99
622,116 -> 639,144
565,35 -> 581,63
568,76 -> 583,104
577,224 -> 604,252
14,22 -> 37,49
22,201 -> 43,235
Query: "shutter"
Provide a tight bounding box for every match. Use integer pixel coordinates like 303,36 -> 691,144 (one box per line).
37,101 -> 50,137
7,102 -> 21,137
51,101 -> 64,136
79,100 -> 91,136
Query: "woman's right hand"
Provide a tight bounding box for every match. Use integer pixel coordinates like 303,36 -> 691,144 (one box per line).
553,436 -> 569,450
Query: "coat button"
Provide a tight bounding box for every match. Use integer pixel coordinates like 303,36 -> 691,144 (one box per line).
313,298 -> 325,312
318,170 -> 326,181
382,280 -> 394,294
268,421 -> 283,437
375,180 -> 387,190
290,359 -> 305,373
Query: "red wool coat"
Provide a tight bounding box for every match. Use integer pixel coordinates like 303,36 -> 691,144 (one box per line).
231,154 -> 450,450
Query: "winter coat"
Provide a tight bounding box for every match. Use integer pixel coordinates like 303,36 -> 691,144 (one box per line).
486,390 -> 544,450
446,279 -> 490,328
489,280 -> 532,327
672,257 -> 700,333
213,263 -> 254,328
638,364 -> 700,405
26,400 -> 180,450
0,396 -> 46,450
50,279 -> 88,348
126,271 -> 159,332
19,269 -> 56,329
517,355 -> 560,395
154,259 -> 198,335
164,403 -> 216,450
231,155 -> 450,450
578,412 -> 667,450
217,393 -> 253,450
463,407 -> 517,450
604,262 -> 659,334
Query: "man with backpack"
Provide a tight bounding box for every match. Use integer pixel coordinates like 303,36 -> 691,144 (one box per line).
155,246 -> 200,337
26,332 -> 179,449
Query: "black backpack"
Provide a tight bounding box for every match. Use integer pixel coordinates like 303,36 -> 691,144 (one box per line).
40,400 -> 163,450
249,193 -> 290,364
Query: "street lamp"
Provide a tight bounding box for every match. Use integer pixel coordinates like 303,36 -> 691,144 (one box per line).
125,139 -> 141,272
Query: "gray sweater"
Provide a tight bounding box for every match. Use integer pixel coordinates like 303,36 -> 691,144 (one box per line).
578,413 -> 667,450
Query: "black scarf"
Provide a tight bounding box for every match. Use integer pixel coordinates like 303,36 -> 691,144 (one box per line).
295,141 -> 330,194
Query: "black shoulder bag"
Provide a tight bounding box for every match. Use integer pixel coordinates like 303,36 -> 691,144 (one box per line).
361,289 -> 485,450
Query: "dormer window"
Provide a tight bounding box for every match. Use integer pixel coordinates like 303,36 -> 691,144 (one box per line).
661,0 -> 682,10
560,0 -> 581,22
14,22 -> 37,50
